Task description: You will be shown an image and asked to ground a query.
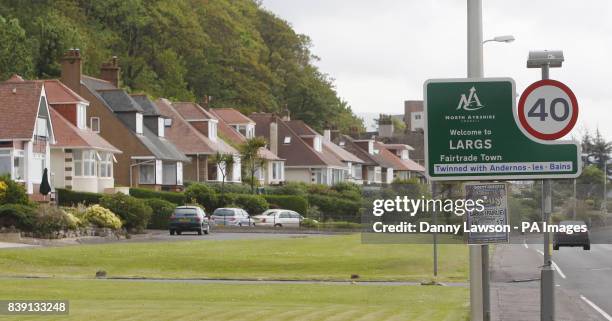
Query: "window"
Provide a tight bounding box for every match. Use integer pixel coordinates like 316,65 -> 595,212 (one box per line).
77,104 -> 87,129
272,162 -> 283,180
162,161 -> 177,185
135,113 -> 143,134
35,117 -> 48,137
13,150 -> 24,180
90,117 -> 100,133
0,150 -> 10,177
164,118 -> 172,127
313,168 -> 328,184
314,136 -> 322,152
374,167 -> 382,183
157,117 -> 165,137
139,163 -> 155,184
74,150 -> 96,177
414,114 -> 421,120
98,153 -> 113,178
246,125 -> 255,139
208,121 -> 218,141
331,169 -> 344,184
283,136 -> 291,144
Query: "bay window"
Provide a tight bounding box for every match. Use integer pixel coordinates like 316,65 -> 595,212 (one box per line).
0,150 -> 10,176
13,150 -> 24,180
272,162 -> 283,181
73,150 -> 96,177
162,161 -> 177,185
98,153 -> 113,178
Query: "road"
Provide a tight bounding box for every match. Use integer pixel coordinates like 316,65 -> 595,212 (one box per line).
491,239 -> 612,321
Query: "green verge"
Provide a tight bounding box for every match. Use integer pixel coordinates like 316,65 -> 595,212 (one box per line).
0,234 -> 467,282
0,279 -> 469,321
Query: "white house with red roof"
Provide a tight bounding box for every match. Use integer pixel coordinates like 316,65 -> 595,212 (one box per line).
0,75 -> 55,196
44,80 -> 122,193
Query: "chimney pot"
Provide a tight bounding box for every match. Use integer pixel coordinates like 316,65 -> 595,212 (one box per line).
60,49 -> 82,94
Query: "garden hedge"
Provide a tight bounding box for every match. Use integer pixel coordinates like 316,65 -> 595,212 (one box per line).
263,195 -> 308,215
307,194 -> 361,222
56,188 -> 102,206
129,188 -> 186,205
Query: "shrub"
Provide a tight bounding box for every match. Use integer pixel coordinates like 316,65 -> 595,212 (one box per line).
129,188 -> 185,205
308,194 -> 361,222
82,205 -> 122,229
263,195 -> 308,215
0,204 -> 37,231
34,205 -> 80,236
184,184 -> 218,210
216,193 -> 236,209
145,198 -> 176,229
268,182 -> 308,196
301,218 -> 319,228
100,193 -> 152,231
306,205 -> 322,220
208,182 -> 252,194
0,175 -> 29,205
56,188 -> 102,206
233,194 -> 269,214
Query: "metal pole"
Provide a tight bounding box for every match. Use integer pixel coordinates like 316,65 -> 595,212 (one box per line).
604,159 -> 608,214
573,178 -> 577,219
467,1 -> 485,320
433,183 -> 438,277
540,64 -> 555,321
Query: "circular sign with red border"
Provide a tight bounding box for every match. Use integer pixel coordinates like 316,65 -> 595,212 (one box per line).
518,79 -> 578,140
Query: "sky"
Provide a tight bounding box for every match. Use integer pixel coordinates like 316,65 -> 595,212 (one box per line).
261,0 -> 612,138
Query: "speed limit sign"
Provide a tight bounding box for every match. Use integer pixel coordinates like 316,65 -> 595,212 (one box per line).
518,79 -> 578,140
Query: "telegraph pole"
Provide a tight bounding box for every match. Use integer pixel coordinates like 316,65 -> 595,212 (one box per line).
467,1 -> 485,320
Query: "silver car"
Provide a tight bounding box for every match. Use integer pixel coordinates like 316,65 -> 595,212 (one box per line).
210,208 -> 254,227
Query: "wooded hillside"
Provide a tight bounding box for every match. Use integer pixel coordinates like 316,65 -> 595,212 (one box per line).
0,0 -> 363,131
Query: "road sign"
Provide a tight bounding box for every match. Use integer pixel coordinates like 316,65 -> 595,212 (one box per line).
424,78 -> 581,181
464,182 -> 509,244
517,79 -> 578,141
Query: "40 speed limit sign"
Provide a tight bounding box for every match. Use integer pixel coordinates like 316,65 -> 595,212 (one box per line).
518,79 -> 578,140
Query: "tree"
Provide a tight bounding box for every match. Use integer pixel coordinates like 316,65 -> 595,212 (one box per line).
239,137 -> 267,194
591,128 -> 611,170
0,15 -> 34,80
210,152 -> 235,199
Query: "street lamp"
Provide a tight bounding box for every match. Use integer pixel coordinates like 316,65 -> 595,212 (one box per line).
527,49 -> 563,321
483,35 -> 515,44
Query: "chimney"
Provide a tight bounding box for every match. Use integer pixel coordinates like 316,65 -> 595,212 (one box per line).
281,107 -> 290,121
269,118 -> 278,155
100,56 -> 120,87
323,129 -> 331,142
201,95 -> 212,108
60,49 -> 82,94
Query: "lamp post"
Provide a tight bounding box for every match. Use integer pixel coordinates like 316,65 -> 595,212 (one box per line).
527,49 -> 564,321
483,35 -> 515,44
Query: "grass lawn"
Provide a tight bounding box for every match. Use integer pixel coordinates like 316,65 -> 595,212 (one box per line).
0,279 -> 469,321
0,234 -> 467,282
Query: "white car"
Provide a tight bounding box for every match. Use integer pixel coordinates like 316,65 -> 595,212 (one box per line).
210,208 -> 254,227
256,209 -> 304,228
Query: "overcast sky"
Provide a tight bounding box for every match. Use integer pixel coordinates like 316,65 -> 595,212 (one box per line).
262,0 -> 612,139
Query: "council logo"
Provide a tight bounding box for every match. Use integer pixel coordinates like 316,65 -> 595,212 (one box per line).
457,86 -> 484,111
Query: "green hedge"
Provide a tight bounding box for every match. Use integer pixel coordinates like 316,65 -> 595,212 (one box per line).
145,198 -> 176,229
56,188 -> 102,206
307,194 -> 361,222
264,195 -> 308,215
232,194 -> 269,214
129,188 -> 186,205
100,193 -> 152,231
0,204 -> 37,231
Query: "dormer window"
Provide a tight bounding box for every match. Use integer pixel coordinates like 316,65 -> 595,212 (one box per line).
157,117 -> 165,137
283,136 -> 291,144
76,103 -> 87,129
35,117 -> 48,137
313,136 -> 322,152
208,120 -> 218,142
136,113 -> 143,134
164,118 -> 172,127
246,124 -> 255,138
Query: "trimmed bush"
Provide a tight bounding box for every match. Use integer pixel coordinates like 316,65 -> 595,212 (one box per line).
184,184 -> 218,210
233,194 -> 269,214
308,194 -> 361,222
263,195 -> 308,215
0,204 -> 37,231
208,182 -> 252,194
129,188 -> 185,205
81,205 -> 122,229
0,175 -> 29,205
216,193 -> 237,209
267,182 -> 308,196
56,188 -> 102,206
34,205 -> 80,236
145,198 -> 176,229
100,193 -> 152,231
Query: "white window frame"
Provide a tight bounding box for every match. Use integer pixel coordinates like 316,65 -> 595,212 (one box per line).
208,120 -> 218,142
98,153 -> 113,178
0,150 -> 12,179
77,103 -> 87,129
35,117 -> 48,137
139,163 -> 156,184
314,136 -> 322,152
90,117 -> 100,133
157,117 -> 165,137
136,113 -> 143,134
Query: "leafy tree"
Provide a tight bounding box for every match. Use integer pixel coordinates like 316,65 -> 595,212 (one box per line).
239,137 -> 267,194
0,15 -> 34,80
210,152 -> 235,199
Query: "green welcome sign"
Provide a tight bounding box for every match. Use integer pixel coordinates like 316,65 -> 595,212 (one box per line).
424,78 -> 581,181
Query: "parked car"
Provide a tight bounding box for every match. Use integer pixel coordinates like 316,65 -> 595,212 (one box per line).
211,208 -> 254,227
256,210 -> 304,228
553,220 -> 590,250
169,206 -> 210,236
252,209 -> 280,223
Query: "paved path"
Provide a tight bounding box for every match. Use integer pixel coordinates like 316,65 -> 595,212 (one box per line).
0,242 -> 37,249
491,242 -> 608,321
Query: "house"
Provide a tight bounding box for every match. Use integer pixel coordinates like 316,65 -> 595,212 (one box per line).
59,49 -> 188,190
44,80 -> 122,193
0,75 -> 54,197
250,113 -> 356,186
170,102 -> 241,183
209,108 -> 285,185
382,143 -> 426,181
404,100 -> 424,132
154,98 -> 240,184
321,130 -> 364,184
